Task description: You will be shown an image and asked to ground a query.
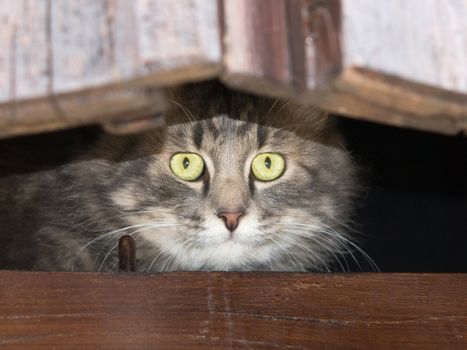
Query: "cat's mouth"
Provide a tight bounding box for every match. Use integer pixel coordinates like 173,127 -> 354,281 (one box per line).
198,230 -> 253,248
216,231 -> 269,248
213,233 -> 244,245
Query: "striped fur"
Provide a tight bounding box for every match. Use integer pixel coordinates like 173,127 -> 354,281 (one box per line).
0,82 -> 365,272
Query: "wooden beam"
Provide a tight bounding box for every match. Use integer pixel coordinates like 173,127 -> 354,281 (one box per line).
0,0 -> 221,138
221,0 -> 313,98
0,271 -> 466,348
222,0 -> 467,135
1,1 -> 467,137
304,0 -> 467,135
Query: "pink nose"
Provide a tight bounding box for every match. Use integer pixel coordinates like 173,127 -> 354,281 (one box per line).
217,212 -> 244,232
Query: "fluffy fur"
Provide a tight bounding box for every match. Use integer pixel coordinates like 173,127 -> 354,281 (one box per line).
0,82 -> 369,272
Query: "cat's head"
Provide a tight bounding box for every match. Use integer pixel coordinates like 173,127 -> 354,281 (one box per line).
108,83 -> 359,271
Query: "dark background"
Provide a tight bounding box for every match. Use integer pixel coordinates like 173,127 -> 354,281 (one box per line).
338,117 -> 467,272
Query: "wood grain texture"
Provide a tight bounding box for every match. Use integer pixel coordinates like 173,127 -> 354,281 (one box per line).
0,271 -> 466,349
301,0 -> 467,135
0,0 -> 221,138
51,0 -> 135,93
222,0 -> 467,135
341,0 -> 467,94
11,1 -> 49,101
135,0 -> 221,83
1,0 -> 467,137
222,0 -> 301,96
0,86 -> 167,138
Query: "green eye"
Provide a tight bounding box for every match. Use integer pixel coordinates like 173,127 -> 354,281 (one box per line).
170,153 -> 205,181
251,153 -> 285,181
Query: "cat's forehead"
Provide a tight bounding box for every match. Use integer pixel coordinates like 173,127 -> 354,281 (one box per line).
198,115 -> 262,147
167,114 -> 275,153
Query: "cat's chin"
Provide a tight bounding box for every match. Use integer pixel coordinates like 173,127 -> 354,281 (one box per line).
183,235 -> 277,271
220,233 -> 253,245
204,231 -> 265,249
218,235 -> 253,247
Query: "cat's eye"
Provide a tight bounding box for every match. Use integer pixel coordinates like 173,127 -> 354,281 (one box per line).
170,153 -> 205,181
251,153 -> 285,181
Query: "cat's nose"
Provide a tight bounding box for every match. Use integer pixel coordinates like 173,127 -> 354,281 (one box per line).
217,211 -> 244,232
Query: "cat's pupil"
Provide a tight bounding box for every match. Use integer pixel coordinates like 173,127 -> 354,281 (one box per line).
183,157 -> 190,169
265,156 -> 272,169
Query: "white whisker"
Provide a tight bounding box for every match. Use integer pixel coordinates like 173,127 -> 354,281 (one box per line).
169,99 -> 196,123
276,222 -> 379,272
72,223 -> 152,271
267,235 -> 304,271
73,222 -> 179,272
97,225 -> 159,272
277,234 -> 331,272
146,234 -> 189,272
287,226 -> 361,270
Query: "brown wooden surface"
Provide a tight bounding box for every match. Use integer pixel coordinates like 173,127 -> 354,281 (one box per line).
0,271 -> 466,349
222,0 -> 298,96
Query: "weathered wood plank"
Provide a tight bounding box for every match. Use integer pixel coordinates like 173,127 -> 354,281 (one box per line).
0,4 -> 14,102
51,0 -> 222,92
341,0 -> 467,94
135,0 -> 221,84
222,0 -> 295,96
222,0 -> 467,135
0,1 -> 60,133
0,86 -> 167,138
51,0 -> 136,93
0,0 -> 221,138
1,0 -> 467,137
0,272 -> 465,349
0,2 -> 51,101
15,1 -> 50,101
308,0 -> 467,134
221,0 -> 311,97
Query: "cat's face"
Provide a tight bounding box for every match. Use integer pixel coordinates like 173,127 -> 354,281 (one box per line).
108,87 -> 358,272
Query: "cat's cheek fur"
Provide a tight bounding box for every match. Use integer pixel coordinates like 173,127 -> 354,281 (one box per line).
111,184 -> 140,211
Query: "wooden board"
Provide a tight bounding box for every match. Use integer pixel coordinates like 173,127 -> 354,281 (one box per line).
222,0 -> 467,135
314,0 -> 467,135
222,0 -> 298,96
0,271 -> 466,349
0,0 -> 221,138
1,0 -> 467,137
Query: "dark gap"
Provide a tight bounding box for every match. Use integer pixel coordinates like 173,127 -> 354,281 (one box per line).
337,117 -> 467,272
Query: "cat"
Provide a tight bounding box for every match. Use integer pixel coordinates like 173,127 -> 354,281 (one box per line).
0,81 -> 369,272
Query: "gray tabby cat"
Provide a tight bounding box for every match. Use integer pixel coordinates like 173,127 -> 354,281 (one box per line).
0,82 -> 368,272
